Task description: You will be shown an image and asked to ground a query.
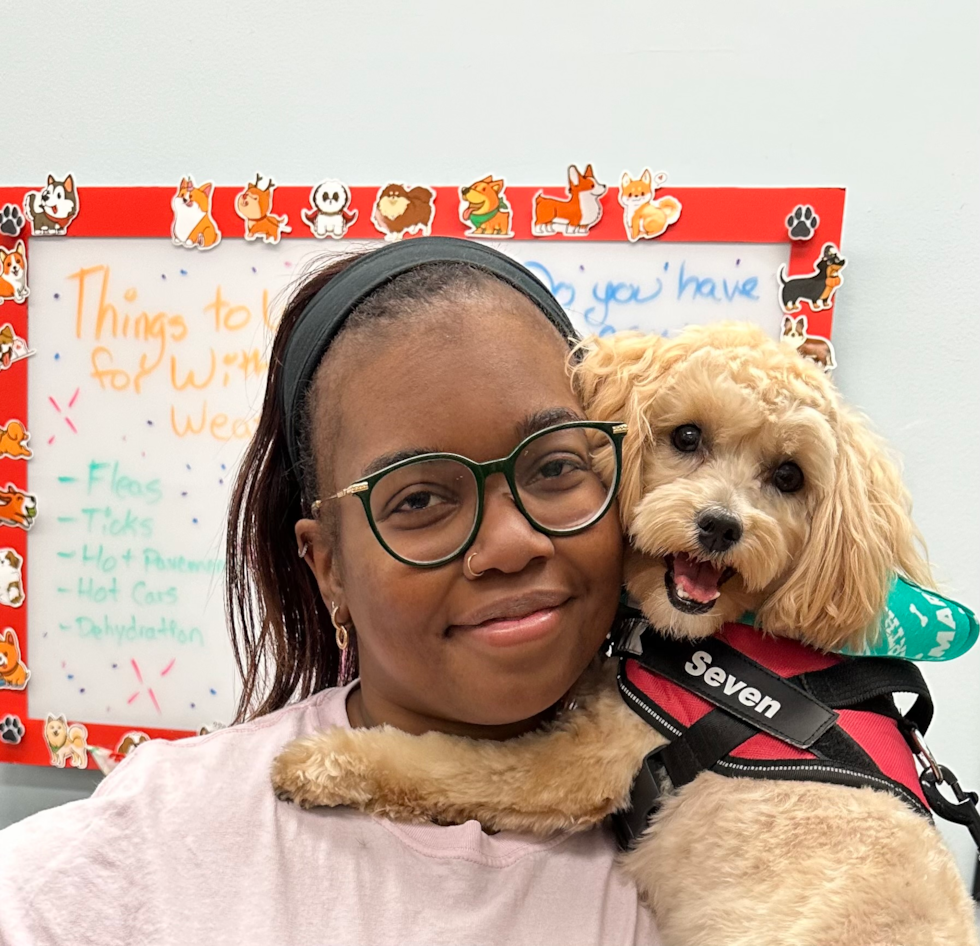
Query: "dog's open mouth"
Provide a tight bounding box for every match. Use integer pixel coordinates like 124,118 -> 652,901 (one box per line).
664,553 -> 736,615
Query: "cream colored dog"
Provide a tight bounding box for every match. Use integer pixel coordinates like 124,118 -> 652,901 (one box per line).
272,324 -> 978,946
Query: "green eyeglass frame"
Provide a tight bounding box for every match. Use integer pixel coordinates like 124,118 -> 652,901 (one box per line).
319,420 -> 628,568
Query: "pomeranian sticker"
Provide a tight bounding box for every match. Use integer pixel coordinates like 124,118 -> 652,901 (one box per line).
23,174 -> 80,235
618,170 -> 682,242
372,183 -> 436,242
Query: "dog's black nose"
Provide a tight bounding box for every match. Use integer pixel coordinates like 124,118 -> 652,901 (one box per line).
697,511 -> 742,554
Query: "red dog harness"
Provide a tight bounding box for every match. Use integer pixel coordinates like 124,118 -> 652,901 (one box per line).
612,615 -> 941,848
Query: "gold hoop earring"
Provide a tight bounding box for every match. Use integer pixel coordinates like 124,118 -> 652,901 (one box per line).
330,602 -> 350,652
464,552 -> 485,580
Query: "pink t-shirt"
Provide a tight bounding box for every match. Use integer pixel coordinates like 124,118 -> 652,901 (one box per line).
0,683 -> 659,946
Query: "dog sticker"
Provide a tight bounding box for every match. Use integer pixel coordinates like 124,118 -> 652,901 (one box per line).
0,714 -> 25,745
533,165 -> 607,237
0,323 -> 34,372
0,628 -> 30,690
372,183 -> 436,242
0,549 -> 25,608
171,177 -> 222,251
44,713 -> 89,768
777,243 -> 846,313
0,420 -> 33,460
88,730 -> 152,775
459,176 -> 512,238
23,174 -> 80,235
236,174 -> 291,245
0,484 -> 38,531
781,315 -> 837,373
302,179 -> 357,239
0,240 -> 29,305
619,170 -> 682,242
786,204 -> 819,241
0,205 -> 25,238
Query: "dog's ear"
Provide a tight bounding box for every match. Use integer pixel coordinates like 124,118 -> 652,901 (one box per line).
572,333 -> 667,527
760,402 -> 931,650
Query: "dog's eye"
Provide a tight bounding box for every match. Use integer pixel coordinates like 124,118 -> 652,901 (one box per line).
671,424 -> 701,453
772,462 -> 804,493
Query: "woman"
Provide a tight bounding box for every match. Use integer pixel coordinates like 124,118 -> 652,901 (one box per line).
0,239 -> 659,945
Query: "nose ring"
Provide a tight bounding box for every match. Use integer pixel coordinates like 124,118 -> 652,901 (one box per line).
464,552 -> 485,579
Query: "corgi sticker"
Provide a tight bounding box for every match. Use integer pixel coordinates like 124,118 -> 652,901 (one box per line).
0,240 -> 29,304
237,174 -> 291,245
533,165 -> 607,237
44,713 -> 89,769
0,628 -> 30,690
0,323 -> 35,372
781,315 -> 837,373
0,420 -> 32,460
777,243 -> 846,313
171,177 -> 222,251
302,179 -> 357,239
459,176 -> 512,238
23,174 -> 80,235
0,548 -> 25,608
0,713 -> 25,745
0,483 -> 38,531
619,170 -> 682,242
372,183 -> 436,242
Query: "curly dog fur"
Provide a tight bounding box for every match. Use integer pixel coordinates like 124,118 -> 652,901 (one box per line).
272,323 -> 977,946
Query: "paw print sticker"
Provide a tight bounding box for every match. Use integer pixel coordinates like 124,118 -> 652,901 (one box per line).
0,205 -> 25,237
787,205 -> 819,241
0,714 -> 25,745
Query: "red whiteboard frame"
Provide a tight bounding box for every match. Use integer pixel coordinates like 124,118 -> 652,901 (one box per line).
0,181 -> 845,768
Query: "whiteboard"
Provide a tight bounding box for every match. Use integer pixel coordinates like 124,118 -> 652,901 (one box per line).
25,237 -> 787,731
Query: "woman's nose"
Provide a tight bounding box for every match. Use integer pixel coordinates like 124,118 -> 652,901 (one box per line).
469,478 -> 554,575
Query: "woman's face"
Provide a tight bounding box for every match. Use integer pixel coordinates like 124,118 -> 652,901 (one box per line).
299,299 -> 624,736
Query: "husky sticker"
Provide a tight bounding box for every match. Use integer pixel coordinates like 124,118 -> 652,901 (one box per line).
0,240 -> 29,304
302,179 -> 357,239
171,177 -> 222,251
618,170 -> 682,242
459,176 -> 512,238
0,627 -> 30,690
0,549 -> 24,608
236,174 -> 291,244
532,164 -> 607,237
23,174 -> 80,235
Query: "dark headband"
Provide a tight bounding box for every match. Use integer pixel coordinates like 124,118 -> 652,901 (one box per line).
280,236 -> 579,474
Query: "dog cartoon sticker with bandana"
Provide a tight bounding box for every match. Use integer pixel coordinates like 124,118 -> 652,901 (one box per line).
781,315 -> 836,373
236,174 -> 291,245
618,170 -> 682,242
459,176 -> 512,238
0,628 -> 30,690
0,240 -> 29,304
0,549 -> 25,608
302,179 -> 357,239
0,483 -> 38,531
533,165 -> 607,237
171,177 -> 222,251
0,323 -> 35,372
23,174 -> 80,235
44,714 -> 89,768
777,243 -> 846,313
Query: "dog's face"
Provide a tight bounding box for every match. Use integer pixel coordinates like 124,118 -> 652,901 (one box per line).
38,175 -> 76,218
313,180 -> 349,213
0,242 -> 26,283
377,184 -> 411,221
45,714 -> 68,748
575,323 -> 928,651
820,243 -> 846,274
461,176 -> 502,212
0,629 -> 19,673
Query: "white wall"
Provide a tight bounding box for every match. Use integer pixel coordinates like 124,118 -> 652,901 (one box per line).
2,0 -> 978,886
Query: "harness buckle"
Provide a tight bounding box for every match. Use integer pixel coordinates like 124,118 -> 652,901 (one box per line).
919,763 -> 980,859
613,750 -> 672,852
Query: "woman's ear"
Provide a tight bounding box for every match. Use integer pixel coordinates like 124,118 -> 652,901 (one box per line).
572,332 -> 667,527
294,518 -> 346,617
760,403 -> 932,651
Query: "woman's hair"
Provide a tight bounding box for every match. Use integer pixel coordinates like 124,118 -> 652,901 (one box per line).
226,251 -> 557,722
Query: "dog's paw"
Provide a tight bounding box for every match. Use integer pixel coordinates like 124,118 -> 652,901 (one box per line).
0,204 -> 25,237
0,714 -> 25,745
787,204 -> 819,240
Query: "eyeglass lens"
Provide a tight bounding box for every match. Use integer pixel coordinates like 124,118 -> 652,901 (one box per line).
368,426 -> 616,564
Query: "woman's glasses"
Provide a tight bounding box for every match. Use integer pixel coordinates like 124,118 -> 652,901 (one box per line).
323,421 -> 627,567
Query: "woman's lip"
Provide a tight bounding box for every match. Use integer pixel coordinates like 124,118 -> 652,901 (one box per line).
452,606 -> 565,648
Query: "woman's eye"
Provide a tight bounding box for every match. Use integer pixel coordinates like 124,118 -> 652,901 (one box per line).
394,490 -> 445,513
671,424 -> 702,453
772,462 -> 804,493
538,458 -> 576,478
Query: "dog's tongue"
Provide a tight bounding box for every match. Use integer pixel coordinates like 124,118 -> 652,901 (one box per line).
1,351 -> 10,368
462,206 -> 472,220
672,553 -> 724,603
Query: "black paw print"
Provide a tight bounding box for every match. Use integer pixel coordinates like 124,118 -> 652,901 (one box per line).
787,205 -> 818,240
0,714 -> 25,745
0,204 -> 25,237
